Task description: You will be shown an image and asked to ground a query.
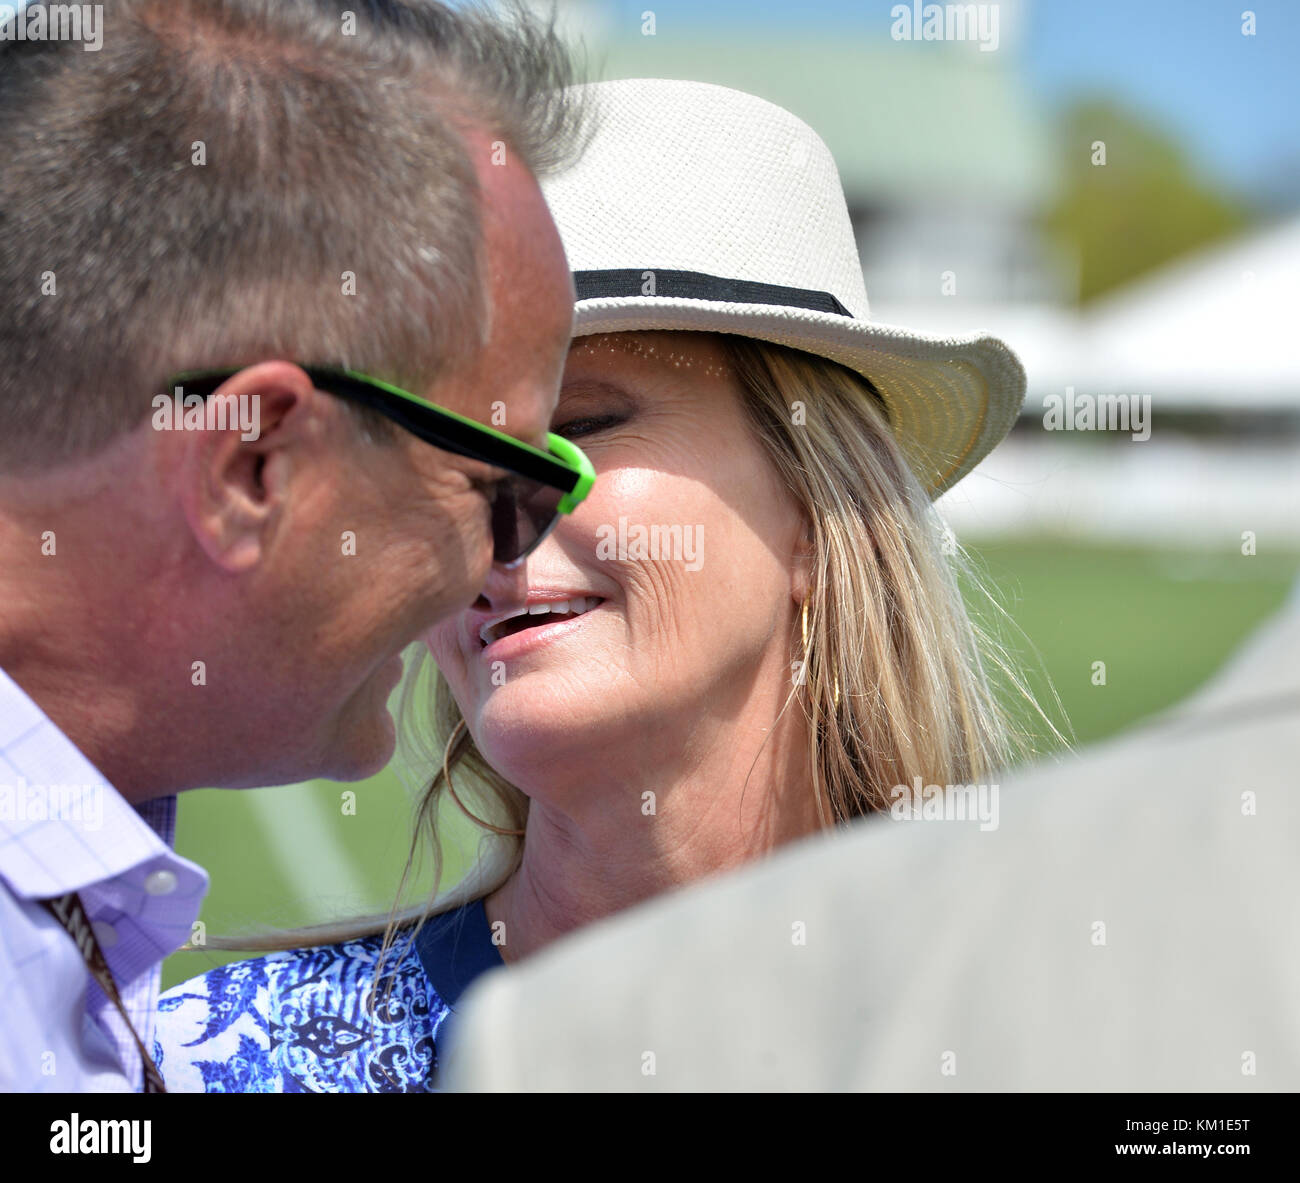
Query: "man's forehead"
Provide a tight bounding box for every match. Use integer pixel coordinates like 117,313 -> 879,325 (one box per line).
418,125 -> 571,446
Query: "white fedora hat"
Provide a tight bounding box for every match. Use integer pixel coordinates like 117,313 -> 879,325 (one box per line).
541,78 -> 1026,498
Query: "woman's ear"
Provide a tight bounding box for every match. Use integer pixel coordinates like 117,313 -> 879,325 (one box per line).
791,513 -> 815,606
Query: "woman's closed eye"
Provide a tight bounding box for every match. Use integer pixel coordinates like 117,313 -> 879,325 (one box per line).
552,413 -> 627,440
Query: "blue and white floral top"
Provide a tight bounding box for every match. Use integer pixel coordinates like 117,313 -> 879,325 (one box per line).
153,899 -> 503,1092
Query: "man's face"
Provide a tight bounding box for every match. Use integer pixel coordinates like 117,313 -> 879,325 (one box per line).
255,137 -> 574,784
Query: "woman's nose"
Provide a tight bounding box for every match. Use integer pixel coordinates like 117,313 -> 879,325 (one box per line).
474,558 -> 530,615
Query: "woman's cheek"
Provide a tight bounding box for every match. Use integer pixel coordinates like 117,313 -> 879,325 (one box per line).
589,463 -> 666,519
424,629 -> 466,685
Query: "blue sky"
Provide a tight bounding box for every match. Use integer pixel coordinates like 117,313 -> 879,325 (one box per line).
1019,0 -> 1298,202
578,0 -> 1300,208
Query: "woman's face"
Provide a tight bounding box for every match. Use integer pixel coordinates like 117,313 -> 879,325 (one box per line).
424,331 -> 810,794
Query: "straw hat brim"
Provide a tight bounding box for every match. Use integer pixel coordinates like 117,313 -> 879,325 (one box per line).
572,295 -> 1026,500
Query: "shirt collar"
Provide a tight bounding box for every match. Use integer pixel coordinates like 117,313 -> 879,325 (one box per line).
0,666 -> 193,898
413,896 -> 505,1009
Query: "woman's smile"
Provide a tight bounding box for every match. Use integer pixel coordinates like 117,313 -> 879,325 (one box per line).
474,594 -> 608,662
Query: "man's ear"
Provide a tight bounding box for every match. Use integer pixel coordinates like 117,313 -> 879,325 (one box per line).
173,362 -> 323,573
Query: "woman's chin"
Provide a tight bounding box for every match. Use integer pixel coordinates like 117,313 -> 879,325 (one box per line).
470,692 -> 610,780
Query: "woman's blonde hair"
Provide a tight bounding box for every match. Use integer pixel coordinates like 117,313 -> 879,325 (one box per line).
200,334 -> 1061,970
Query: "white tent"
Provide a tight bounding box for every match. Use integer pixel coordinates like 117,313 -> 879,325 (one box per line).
885,215 -> 1300,413
926,218 -> 1300,543
1073,214 -> 1300,411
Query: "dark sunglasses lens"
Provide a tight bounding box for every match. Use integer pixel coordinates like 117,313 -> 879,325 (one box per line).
490,478 -> 565,565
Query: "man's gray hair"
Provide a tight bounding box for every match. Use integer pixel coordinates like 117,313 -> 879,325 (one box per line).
0,0 -> 587,467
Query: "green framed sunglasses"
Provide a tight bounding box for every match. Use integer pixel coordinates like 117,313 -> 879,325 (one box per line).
169,365 -> 596,567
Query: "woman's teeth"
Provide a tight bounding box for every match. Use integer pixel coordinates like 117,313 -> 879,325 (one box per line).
481,597 -> 601,646
530,597 -> 600,619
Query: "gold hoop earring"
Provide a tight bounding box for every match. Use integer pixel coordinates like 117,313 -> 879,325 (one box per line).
800,595 -> 841,709
442,717 -> 526,838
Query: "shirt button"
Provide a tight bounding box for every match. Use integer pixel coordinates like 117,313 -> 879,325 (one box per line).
143,869 -> 178,896
92,921 -> 118,948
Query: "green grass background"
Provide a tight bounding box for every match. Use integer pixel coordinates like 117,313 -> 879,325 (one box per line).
162,538 -> 1300,990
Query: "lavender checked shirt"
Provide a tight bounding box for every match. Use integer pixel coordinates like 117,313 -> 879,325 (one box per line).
0,667 -> 208,1091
